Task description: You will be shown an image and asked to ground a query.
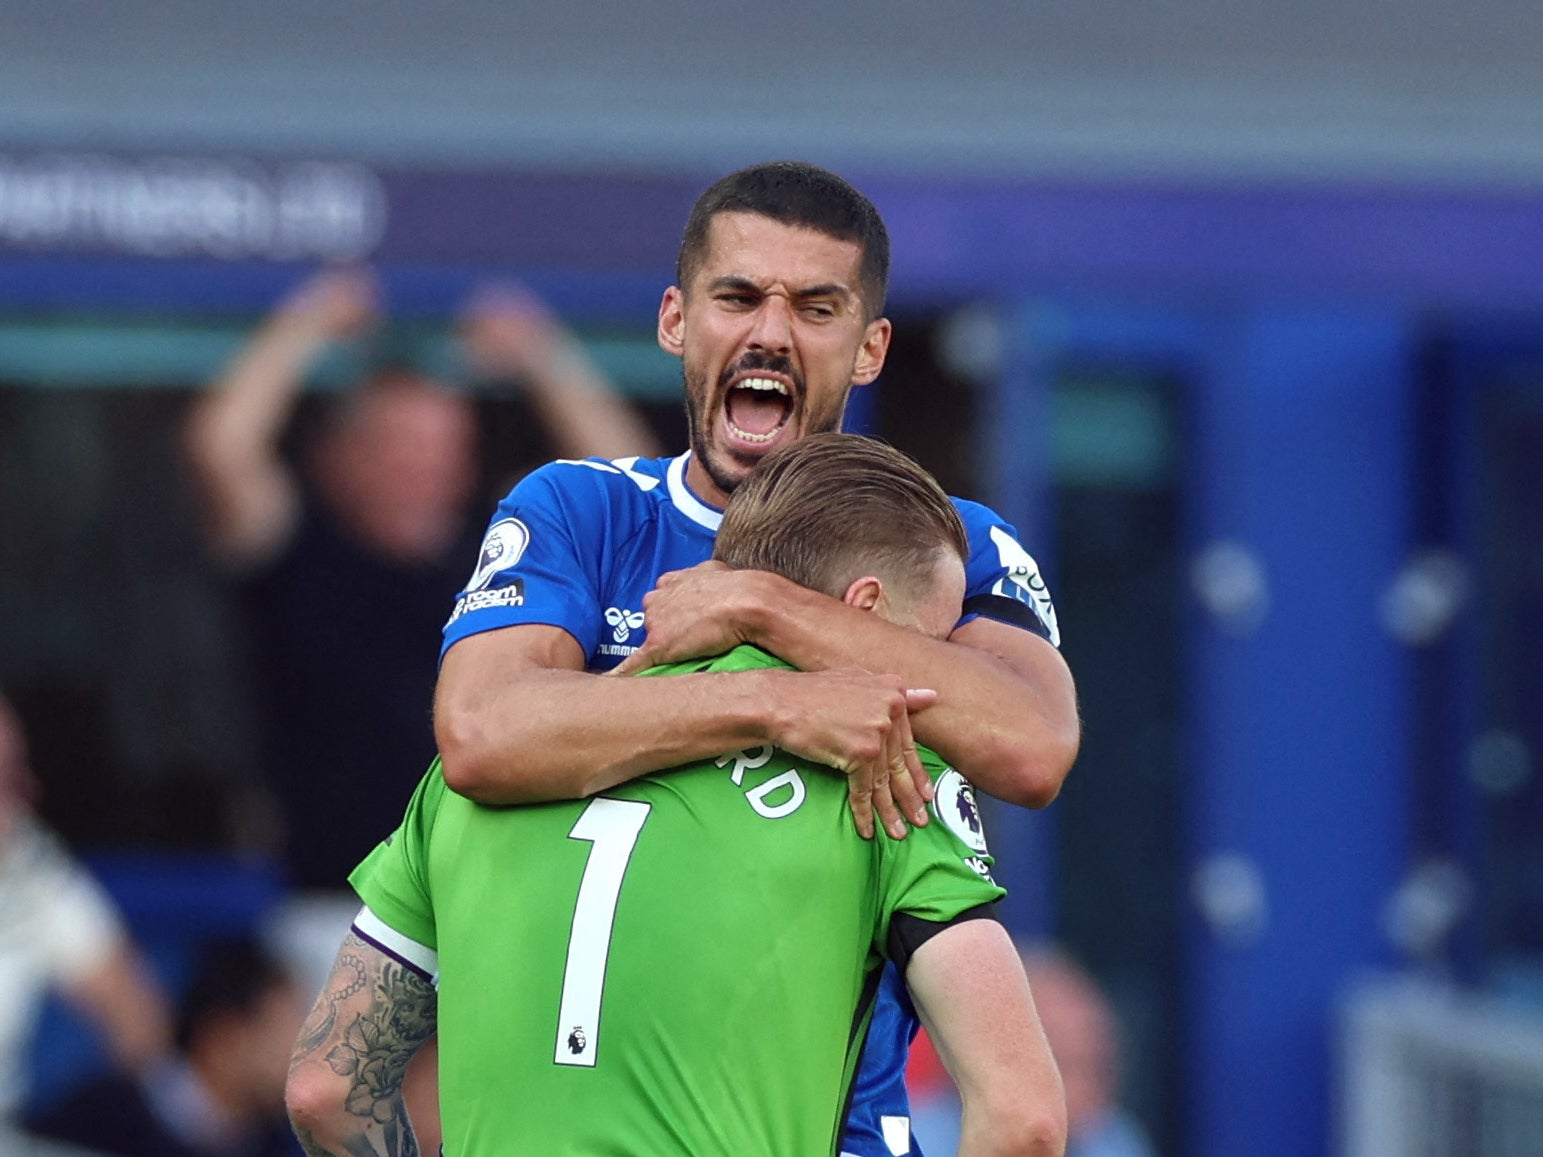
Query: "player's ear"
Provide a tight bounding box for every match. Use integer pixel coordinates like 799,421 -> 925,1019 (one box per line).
842,575 -> 886,615
851,317 -> 891,386
658,287 -> 686,357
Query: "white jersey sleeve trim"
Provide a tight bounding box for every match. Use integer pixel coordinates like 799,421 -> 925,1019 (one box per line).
553,456 -> 662,492
666,452 -> 723,531
985,524 -> 1061,648
352,907 -> 439,986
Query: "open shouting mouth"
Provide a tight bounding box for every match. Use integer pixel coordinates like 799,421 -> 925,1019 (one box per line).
718,354 -> 801,456
724,375 -> 794,444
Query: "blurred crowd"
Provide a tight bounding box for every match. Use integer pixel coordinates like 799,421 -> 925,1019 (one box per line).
4,691 -> 301,1157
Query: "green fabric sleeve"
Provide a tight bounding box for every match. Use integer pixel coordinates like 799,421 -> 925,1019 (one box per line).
873,748 -> 1006,955
347,758 -> 447,951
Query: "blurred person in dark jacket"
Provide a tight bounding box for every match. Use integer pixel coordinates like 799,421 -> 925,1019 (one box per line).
31,936 -> 304,1157
183,268 -> 660,899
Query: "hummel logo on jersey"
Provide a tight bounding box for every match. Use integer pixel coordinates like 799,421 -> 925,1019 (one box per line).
604,607 -> 646,643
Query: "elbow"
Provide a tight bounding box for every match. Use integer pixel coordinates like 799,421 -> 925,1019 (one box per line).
439,756 -> 495,804
1014,1106 -> 1069,1157
972,1098 -> 1068,1157
989,726 -> 1080,810
1020,1099 -> 1069,1157
181,405 -> 232,479
1026,735 -> 1079,810
285,1065 -> 348,1148
432,673 -> 481,798
436,713 -> 502,804
436,703 -> 561,805
434,691 -> 496,800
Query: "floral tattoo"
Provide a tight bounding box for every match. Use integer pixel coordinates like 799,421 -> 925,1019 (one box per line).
290,932 -> 435,1157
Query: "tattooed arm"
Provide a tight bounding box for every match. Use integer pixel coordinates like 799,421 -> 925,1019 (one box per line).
286,932 -> 438,1157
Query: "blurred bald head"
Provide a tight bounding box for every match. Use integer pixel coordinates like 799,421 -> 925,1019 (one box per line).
310,370 -> 478,562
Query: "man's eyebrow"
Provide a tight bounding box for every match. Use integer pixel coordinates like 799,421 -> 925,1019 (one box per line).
705,276 -> 855,302
706,276 -> 761,295
791,283 -> 855,302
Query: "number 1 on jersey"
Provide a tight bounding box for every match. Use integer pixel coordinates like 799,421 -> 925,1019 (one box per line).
555,797 -> 652,1067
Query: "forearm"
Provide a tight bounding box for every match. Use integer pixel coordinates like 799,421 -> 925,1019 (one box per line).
189,309 -> 331,465
747,576 -> 1079,806
436,644 -> 788,804
910,922 -> 1067,1157
184,309 -> 330,565
287,934 -> 434,1157
67,944 -> 171,1072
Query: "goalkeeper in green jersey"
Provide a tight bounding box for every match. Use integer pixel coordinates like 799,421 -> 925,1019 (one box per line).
286,434 -> 1067,1157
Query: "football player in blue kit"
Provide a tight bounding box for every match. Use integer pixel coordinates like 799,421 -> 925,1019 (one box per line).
432,161 -> 1080,1156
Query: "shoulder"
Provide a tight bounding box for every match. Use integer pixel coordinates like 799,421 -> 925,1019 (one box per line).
948,495 -> 1038,574
947,495 -> 1061,647
921,749 -> 992,857
513,454 -> 672,507
948,495 -> 1014,543
491,454 -> 675,548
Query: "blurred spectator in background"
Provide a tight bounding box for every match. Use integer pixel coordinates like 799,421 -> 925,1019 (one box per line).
30,935 -> 303,1157
0,693 -> 171,1154
908,943 -> 1155,1157
1020,945 -> 1155,1157
182,268 -> 660,992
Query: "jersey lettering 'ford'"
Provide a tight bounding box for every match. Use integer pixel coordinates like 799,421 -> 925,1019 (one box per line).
443,452 -> 1060,671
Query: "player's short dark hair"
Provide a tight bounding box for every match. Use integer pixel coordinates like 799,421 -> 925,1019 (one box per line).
173,934 -> 292,1053
713,433 -> 966,603
676,162 -> 890,320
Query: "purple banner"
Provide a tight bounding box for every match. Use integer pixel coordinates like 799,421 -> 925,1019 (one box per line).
3,150 -> 1543,312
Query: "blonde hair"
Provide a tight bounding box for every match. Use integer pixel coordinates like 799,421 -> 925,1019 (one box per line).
714,433 -> 967,602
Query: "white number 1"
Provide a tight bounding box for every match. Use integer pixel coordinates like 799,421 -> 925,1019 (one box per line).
553,797 -> 651,1067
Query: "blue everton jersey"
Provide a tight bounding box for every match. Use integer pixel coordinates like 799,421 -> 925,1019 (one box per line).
442,451 -> 1060,1156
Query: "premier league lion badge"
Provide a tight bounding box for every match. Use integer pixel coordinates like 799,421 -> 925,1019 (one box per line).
932,769 -> 989,855
466,518 -> 531,592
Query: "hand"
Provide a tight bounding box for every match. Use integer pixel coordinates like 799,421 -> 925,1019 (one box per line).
457,282 -> 574,381
764,668 -> 938,841
610,562 -> 759,675
277,266 -> 379,340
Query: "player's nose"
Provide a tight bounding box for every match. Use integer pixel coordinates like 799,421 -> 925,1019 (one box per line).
745,295 -> 794,354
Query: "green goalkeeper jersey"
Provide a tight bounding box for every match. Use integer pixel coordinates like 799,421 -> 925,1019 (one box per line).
349,645 -> 1004,1157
